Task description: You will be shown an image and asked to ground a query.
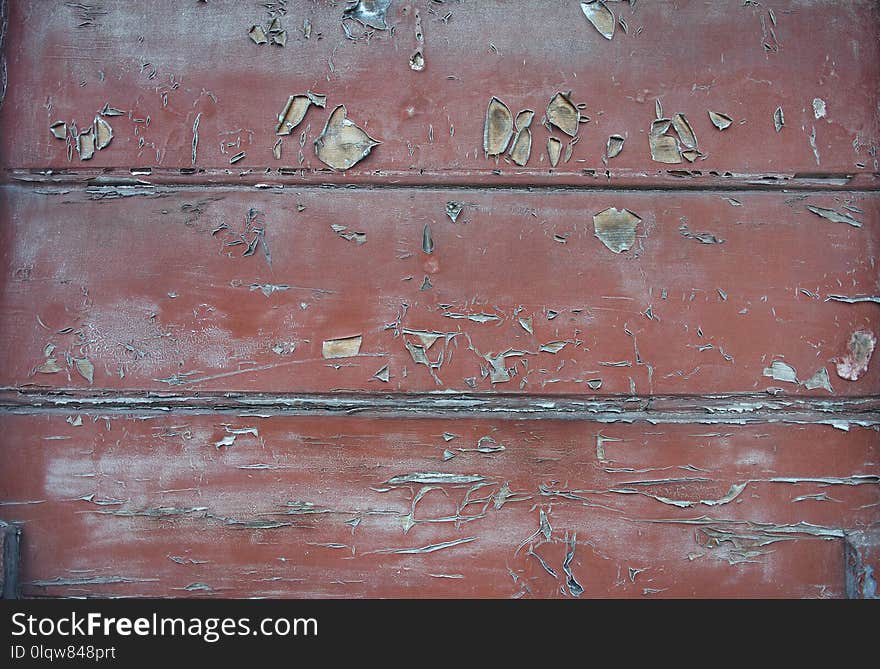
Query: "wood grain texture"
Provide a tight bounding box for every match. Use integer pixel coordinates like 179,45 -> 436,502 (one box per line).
1,413 -> 876,598
0,0 -> 877,186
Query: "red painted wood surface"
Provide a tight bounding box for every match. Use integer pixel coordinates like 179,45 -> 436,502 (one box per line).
2,414 -> 876,598
0,0 -> 878,598
0,1 -> 877,186
1,186 -> 877,396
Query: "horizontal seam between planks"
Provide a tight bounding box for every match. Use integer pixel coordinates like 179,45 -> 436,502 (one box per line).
3,171 -> 879,193
2,182 -> 880,197
1,390 -> 878,425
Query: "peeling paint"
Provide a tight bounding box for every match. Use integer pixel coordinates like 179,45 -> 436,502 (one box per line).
580,1 -> 614,40
806,205 -> 862,228
322,335 -> 363,359
836,331 -> 876,381
484,97 -> 513,156
593,207 -> 640,253
314,105 -> 380,170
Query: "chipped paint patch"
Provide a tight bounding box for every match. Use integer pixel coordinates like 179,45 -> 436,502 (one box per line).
484,97 -> 513,156
763,360 -> 797,384
774,106 -> 785,132
803,368 -> 833,393
322,335 -> 363,359
445,201 -> 463,223
314,105 -> 380,170
649,119 -> 681,164
606,134 -> 625,158
547,137 -> 562,167
708,111 -> 732,130
806,205 -> 862,228
343,0 -> 392,30
580,1 -> 615,40
836,331 -> 876,381
546,92 -> 580,137
276,92 -> 326,136
593,207 -> 640,253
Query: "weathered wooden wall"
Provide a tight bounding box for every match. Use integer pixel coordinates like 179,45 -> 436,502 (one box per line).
0,0 -> 877,598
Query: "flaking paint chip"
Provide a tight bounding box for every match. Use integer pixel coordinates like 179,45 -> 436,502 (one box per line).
343,0 -> 392,30
606,134 -> 625,158
679,223 -> 724,244
515,109 -> 535,131
509,109 -> 534,166
77,128 -> 95,160
763,360 -> 797,384
773,106 -> 784,132
50,122 -> 67,140
322,335 -> 363,359
594,207 -> 640,253
580,1 -> 615,40
509,127 -> 532,166
484,97 -> 513,156
803,367 -> 833,392
74,358 -> 94,384
331,224 -> 367,245
100,104 -> 125,117
649,119 -> 681,164
806,205 -> 862,228
671,113 -> 697,149
314,105 -> 380,170
540,341 -> 567,354
649,134 -> 680,164
404,340 -> 431,366
708,111 -> 732,130
546,92 -> 580,137
547,137 -> 562,167
446,201 -> 463,223
249,24 -> 268,44
276,92 -> 326,135
409,49 -> 425,71
94,117 -> 113,150
36,358 -> 63,374
422,223 -> 434,254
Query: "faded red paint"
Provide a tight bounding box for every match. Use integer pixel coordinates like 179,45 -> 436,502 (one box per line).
0,0 -> 878,599
1,414 -> 877,598
1,187 -> 877,396
1,2 -> 878,184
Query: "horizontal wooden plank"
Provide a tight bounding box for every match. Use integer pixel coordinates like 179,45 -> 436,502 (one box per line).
1,0 -> 878,185
1,413 -> 876,598
1,0 -> 877,604
1,185 -> 877,396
